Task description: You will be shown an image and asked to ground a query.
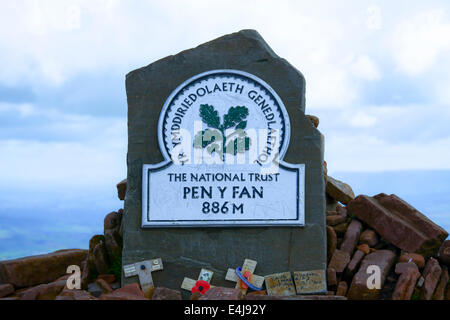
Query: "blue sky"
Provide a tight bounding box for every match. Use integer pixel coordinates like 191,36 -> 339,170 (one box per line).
0,0 -> 449,259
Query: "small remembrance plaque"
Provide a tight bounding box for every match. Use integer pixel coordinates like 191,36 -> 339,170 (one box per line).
293,269 -> 327,294
264,272 -> 296,296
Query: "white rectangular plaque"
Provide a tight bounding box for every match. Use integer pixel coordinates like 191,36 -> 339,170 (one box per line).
142,162 -> 304,227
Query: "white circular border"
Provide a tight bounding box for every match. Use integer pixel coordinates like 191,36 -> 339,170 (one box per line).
157,69 -> 291,161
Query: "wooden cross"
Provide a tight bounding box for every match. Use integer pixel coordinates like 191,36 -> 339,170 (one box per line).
181,268 -> 215,292
123,258 -> 163,298
225,259 -> 265,294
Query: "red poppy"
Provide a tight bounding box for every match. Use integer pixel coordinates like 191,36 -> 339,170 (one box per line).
239,270 -> 252,289
191,280 -> 211,295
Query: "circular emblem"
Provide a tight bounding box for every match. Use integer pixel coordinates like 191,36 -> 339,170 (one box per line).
158,69 -> 290,163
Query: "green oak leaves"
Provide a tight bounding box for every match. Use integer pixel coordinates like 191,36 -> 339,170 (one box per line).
194,104 -> 251,160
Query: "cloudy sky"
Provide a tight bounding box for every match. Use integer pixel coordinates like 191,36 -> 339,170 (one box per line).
1,0 -> 449,259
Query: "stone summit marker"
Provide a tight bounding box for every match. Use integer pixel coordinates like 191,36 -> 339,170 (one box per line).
122,30 -> 326,297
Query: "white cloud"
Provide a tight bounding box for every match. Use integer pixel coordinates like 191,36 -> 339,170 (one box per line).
0,103 -> 127,188
350,55 -> 381,81
391,9 -> 450,76
326,134 -> 450,172
348,111 -> 377,128
0,102 -> 37,117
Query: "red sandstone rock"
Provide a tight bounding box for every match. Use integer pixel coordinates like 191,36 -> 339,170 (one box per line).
347,194 -> 448,257
0,284 -> 14,298
56,288 -> 97,300
19,284 -> 47,300
357,244 -> 370,255
327,226 -> 337,262
104,229 -> 122,259
152,287 -> 182,300
80,258 -> 91,290
247,290 -> 267,295
359,230 -> 378,247
398,253 -> 425,269
395,262 -> 420,275
432,266 -> 448,300
336,281 -> 348,296
92,240 -> 109,275
340,219 -> 363,255
0,297 -> 20,300
347,250 -> 396,300
420,258 -> 442,300
326,176 -> 355,205
190,291 -> 202,300
333,222 -> 350,236
37,280 -> 67,300
115,283 -> 145,297
95,279 -> 113,294
96,274 -> 116,284
0,249 -> 87,289
392,263 -> 420,300
438,240 -> 450,265
100,284 -> 148,300
326,213 -> 347,226
306,115 -> 319,128
117,179 -> 127,200
326,194 -> 338,212
199,287 -> 244,300
104,210 -> 123,259
346,250 -> 365,278
104,211 -> 122,230
329,249 -> 351,273
327,267 -> 337,287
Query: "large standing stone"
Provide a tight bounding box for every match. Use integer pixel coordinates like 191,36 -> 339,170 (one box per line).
347,194 -> 448,257
0,249 -> 87,288
122,29 -> 326,292
347,250 -> 396,300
